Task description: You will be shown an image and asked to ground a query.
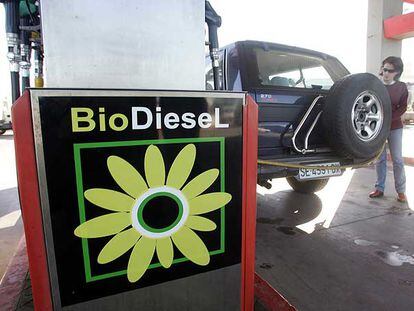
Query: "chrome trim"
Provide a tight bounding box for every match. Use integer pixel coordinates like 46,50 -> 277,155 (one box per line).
292,95 -> 323,154
31,91 -> 63,310
304,111 -> 322,153
351,91 -> 383,142
223,48 -> 228,90
29,89 -> 246,99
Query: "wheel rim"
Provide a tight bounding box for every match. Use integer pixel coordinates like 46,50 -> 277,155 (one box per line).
351,91 -> 383,142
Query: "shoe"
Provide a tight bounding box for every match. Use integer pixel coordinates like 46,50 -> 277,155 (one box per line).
397,193 -> 407,203
369,190 -> 384,198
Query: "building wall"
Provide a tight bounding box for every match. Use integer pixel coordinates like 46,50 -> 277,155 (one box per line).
366,0 -> 403,74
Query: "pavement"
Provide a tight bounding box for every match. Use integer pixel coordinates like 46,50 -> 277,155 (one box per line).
256,166 -> 414,311
255,126 -> 414,311
0,125 -> 413,310
0,131 -> 22,279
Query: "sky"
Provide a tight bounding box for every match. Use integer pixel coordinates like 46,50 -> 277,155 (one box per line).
1,0 -> 413,104
209,0 -> 414,79
209,0 -> 369,73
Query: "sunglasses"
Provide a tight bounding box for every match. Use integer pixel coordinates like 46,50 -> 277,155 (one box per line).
381,68 -> 397,73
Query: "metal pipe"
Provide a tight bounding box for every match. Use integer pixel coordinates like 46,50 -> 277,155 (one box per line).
32,0 -> 43,87
292,95 -> 323,154
22,76 -> 30,90
11,71 -> 20,102
205,1 -> 222,90
20,16 -> 31,91
4,0 -> 21,101
20,24 -> 41,31
209,25 -> 220,90
5,0 -> 19,33
33,43 -> 44,87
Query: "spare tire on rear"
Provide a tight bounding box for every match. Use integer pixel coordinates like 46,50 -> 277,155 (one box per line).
321,73 -> 391,159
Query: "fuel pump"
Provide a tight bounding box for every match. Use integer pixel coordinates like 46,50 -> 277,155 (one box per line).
9,1 -> 258,310
1,0 -> 40,134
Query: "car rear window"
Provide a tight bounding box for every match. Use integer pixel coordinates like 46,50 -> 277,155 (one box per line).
249,46 -> 349,90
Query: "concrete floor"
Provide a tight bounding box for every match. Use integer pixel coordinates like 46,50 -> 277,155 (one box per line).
256,165 -> 414,311
0,131 -> 22,279
1,127 -> 414,311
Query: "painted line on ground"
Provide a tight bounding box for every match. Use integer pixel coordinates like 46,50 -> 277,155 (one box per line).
0,210 -> 21,229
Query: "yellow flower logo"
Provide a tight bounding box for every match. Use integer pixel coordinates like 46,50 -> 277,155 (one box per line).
74,144 -> 232,283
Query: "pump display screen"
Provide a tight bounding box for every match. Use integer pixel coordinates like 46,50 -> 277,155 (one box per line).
32,90 -> 244,309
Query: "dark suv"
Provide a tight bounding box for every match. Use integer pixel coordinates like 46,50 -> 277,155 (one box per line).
206,41 -> 391,193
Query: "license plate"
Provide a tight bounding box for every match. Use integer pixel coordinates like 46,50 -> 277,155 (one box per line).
296,162 -> 342,180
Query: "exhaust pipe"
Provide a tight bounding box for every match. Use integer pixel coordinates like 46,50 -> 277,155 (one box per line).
258,180 -> 272,190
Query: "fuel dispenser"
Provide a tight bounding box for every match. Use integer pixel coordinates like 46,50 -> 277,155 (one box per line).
13,88 -> 257,310
6,1 -> 258,310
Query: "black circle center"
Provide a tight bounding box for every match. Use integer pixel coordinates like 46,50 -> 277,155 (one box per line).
142,196 -> 180,229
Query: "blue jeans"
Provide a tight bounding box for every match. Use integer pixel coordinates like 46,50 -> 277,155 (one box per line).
375,128 -> 406,193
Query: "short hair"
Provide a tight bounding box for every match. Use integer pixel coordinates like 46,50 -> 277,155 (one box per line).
382,56 -> 404,80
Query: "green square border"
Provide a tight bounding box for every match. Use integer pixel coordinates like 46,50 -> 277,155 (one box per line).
73,137 -> 226,282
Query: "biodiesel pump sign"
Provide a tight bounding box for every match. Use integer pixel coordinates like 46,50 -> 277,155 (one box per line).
31,90 -> 244,309
71,106 -> 230,132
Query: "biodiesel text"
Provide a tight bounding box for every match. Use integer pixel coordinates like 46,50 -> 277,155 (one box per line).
71,107 -> 230,132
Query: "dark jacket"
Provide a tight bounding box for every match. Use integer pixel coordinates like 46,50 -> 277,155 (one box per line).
385,81 -> 408,130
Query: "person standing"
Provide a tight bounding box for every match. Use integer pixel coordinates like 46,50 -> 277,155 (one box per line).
369,56 -> 408,202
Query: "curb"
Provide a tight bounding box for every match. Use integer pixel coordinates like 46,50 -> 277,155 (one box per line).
254,272 -> 296,311
0,235 -> 29,311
